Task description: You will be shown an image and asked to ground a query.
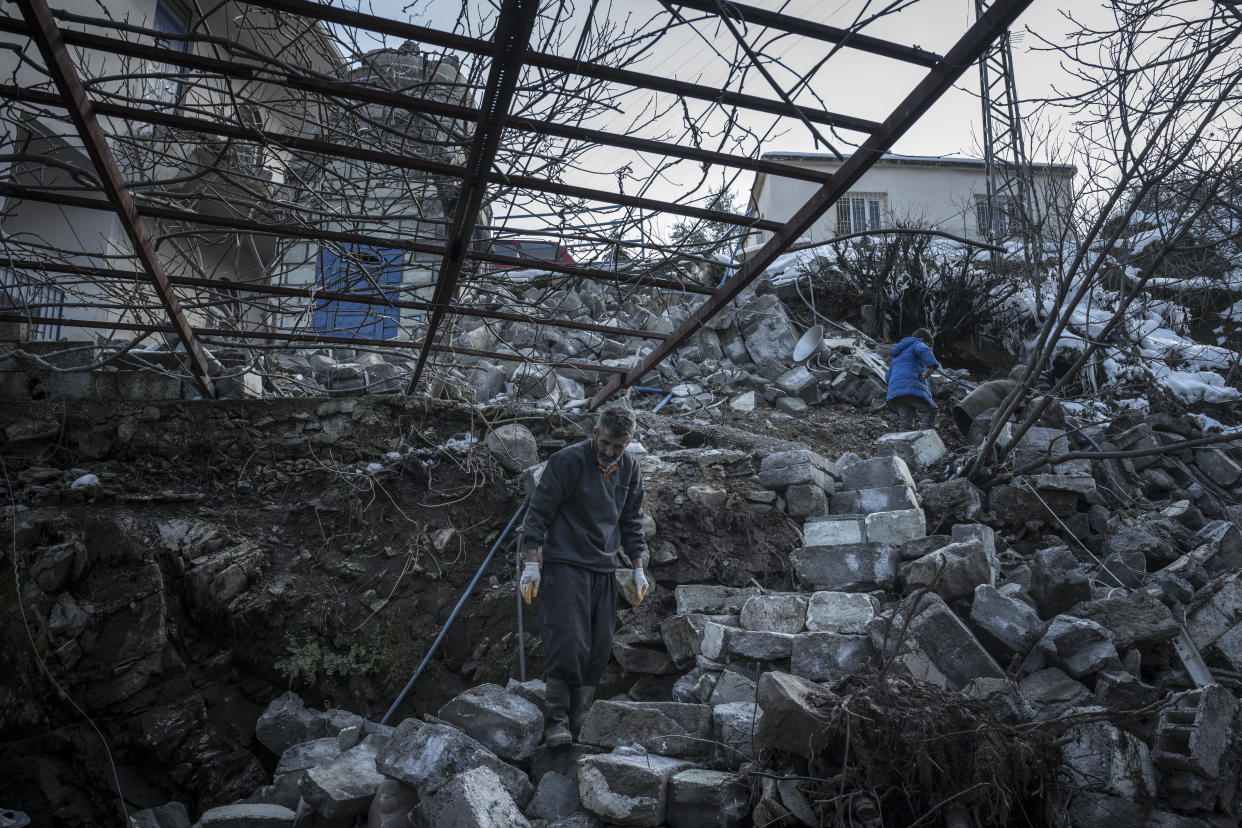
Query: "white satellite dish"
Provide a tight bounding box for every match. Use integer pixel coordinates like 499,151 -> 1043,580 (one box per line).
793,324 -> 826,362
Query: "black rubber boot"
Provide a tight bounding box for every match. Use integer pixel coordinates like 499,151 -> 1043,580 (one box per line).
544,678 -> 572,747
569,685 -> 595,738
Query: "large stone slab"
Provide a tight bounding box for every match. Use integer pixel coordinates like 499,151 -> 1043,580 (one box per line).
804,591 -> 876,634
1030,546 -> 1091,620
791,632 -> 875,684
803,515 -> 865,547
893,594 -> 1004,690
791,543 -> 900,592
902,540 -> 993,603
1061,722 -> 1155,799
577,751 -> 697,826
661,614 -> 709,668
713,701 -> 761,763
666,769 -> 749,828
1072,592 -> 1178,652
754,672 -> 837,758
674,585 -> 762,615
968,584 -> 1045,658
299,735 -> 386,820
758,449 -> 837,493
375,720 -> 532,807
864,509 -> 926,545
830,485 -> 919,516
256,692 -> 315,755
578,700 -> 713,759
1026,616 -> 1120,680
739,594 -> 807,634
701,622 -> 794,662
874,429 -> 946,471
437,683 -> 543,762
839,455 -> 915,492
418,766 -> 531,828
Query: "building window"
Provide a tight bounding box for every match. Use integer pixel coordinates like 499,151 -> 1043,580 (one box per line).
836,192 -> 885,235
148,0 -> 190,108
975,196 -> 1022,238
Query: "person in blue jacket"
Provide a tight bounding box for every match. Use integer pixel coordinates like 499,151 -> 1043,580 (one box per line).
886,328 -> 940,430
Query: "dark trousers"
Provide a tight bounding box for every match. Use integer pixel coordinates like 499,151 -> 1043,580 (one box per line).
540,562 -> 617,687
889,394 -> 937,430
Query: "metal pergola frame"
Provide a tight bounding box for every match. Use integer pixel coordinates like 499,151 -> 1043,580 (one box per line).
0,0 -> 1034,404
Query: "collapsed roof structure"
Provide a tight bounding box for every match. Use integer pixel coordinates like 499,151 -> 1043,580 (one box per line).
0,0 -> 1034,406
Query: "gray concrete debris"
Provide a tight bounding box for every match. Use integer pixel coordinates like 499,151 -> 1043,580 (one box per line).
902,539 -> 993,603
754,671 -> 837,758
1072,592 -> 1179,651
1061,721 -> 1156,800
701,622 -> 795,662
864,508 -> 927,545
306,708 -> 367,741
661,614 -> 710,668
758,449 -> 836,493
130,802 -> 190,828
505,677 -> 547,713
804,591 -> 876,634
713,701 -> 762,762
918,478 -> 984,529
418,766 -> 531,828
839,455 -> 916,492
255,691 -> 315,755
1186,572 -> 1242,650
1030,546 -> 1092,620
485,424 -> 539,473
1018,668 -> 1091,719
803,515 -> 866,547
886,594 -> 1004,690
1026,615 -> 1121,680
674,584 -> 762,615
791,632 -> 875,684
874,429 -> 946,471
299,734 -> 387,820
968,584 -> 1046,658
577,751 -> 697,827
374,720 -> 532,807
1094,670 -> 1161,711
526,771 -> 581,823
791,542 -> 900,592
785,483 -> 829,518
708,670 -> 757,706
192,804 -> 296,828
1153,687 -> 1238,779
577,700 -> 713,758
830,485 -> 919,516
739,594 -> 808,634
367,778 -> 419,828
665,768 -> 750,828
436,683 -> 544,762
274,738 -> 341,780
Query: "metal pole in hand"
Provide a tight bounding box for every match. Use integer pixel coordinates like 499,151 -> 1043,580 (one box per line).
515,526 -> 527,682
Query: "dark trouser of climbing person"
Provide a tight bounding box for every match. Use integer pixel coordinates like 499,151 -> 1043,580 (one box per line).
540,561 -> 617,744
889,394 -> 937,430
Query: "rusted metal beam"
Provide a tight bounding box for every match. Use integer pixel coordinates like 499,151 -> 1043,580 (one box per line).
0,257 -> 668,341
407,0 -> 540,394
0,18 -> 836,185
0,314 -> 629,374
667,0 -> 941,67
589,0 -> 1037,408
0,183 -> 716,295
13,0 -> 215,396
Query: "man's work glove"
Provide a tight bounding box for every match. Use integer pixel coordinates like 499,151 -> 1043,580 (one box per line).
628,567 -> 649,607
520,562 -> 541,605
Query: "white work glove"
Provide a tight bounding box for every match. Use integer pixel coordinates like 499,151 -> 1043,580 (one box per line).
628,567 -> 649,607
520,562 -> 541,605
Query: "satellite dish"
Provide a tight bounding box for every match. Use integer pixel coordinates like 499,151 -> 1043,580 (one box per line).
793,324 -> 825,362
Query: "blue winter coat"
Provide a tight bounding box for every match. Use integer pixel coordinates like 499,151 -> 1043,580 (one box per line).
885,337 -> 939,406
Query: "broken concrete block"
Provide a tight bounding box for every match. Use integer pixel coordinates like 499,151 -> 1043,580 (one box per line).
830,485 -> 919,516
1196,520 -> 1242,569
375,720 -> 532,807
666,768 -> 749,828
758,449 -> 836,492
367,778 -> 419,828
803,515 -> 865,547
864,508 -> 926,545
437,684 -> 543,763
1030,546 -> 1091,619
1186,571 -> 1242,650
1018,668 -> 1090,719
274,737 -> 341,783
577,751 -> 696,826
505,678 -> 546,713
701,622 -> 794,662
299,734 -> 386,820
713,701 -> 761,762
918,478 -> 984,528
485,424 -> 539,473
791,632 -> 875,684
687,484 -> 728,510
899,534 -> 951,562
1093,670 -> 1160,711
791,543 -> 900,592
950,523 -> 997,559
1101,527 -> 1172,569
708,670 -> 756,706
968,584 -> 1046,659
193,804 -> 296,827
902,540 -> 993,602
1153,686 -> 1238,778
674,585 -> 762,615
256,691 -> 315,755
784,483 -> 828,517
739,594 -> 807,634
418,766 -> 531,828
661,614 -> 709,668
839,455 -> 915,491
890,594 -> 1004,690
526,770 -> 580,823
754,671 -> 838,758
1028,615 -> 1120,680
774,364 -> 819,401
578,700 -> 713,759
1071,592 -> 1178,651
1195,447 -> 1241,487
874,429 -> 946,470
804,591 -> 876,634
1061,721 -> 1156,800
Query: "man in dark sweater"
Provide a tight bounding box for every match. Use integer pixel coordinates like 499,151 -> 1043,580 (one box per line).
519,404 -> 648,746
